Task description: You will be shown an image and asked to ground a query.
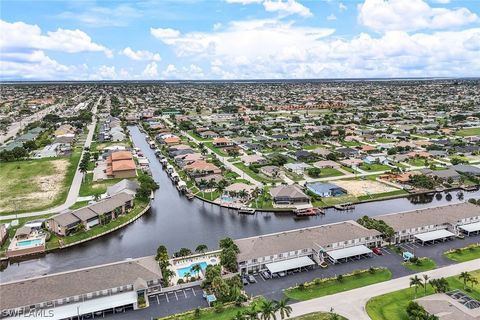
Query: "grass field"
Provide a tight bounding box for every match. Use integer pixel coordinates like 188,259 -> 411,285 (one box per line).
359,163 -> 392,172
292,312 -> 347,320
158,298 -> 266,320
234,163 -> 280,183
366,270 -> 480,320
79,173 -> 129,197
285,268 -> 392,301
444,244 -> 480,262
401,258 -> 437,272
457,127 -> 480,137
312,168 -> 344,178
0,152 -> 81,214
204,142 -> 228,157
357,189 -> 408,201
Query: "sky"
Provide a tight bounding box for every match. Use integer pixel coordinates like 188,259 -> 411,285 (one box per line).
1,0 -> 479,80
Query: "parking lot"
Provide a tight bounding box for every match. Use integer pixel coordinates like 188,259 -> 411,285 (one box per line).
111,233 -> 479,319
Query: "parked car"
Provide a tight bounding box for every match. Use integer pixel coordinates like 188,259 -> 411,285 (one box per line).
242,277 -> 249,286
248,275 -> 257,283
272,273 -> 279,278
372,248 -> 383,255
278,271 -> 286,277
261,271 -> 271,279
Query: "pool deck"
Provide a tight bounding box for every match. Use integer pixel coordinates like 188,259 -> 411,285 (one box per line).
7,233 -> 46,258
168,252 -> 221,285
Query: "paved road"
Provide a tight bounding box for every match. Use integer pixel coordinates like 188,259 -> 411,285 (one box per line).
0,96 -> 101,221
287,258 -> 480,320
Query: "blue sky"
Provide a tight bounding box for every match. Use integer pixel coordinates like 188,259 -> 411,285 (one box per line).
1,0 -> 479,80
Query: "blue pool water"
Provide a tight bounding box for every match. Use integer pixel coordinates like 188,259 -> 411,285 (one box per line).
17,239 -> 43,247
221,196 -> 235,203
177,262 -> 208,278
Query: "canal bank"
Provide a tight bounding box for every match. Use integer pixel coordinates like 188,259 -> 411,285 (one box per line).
1,125 -> 479,283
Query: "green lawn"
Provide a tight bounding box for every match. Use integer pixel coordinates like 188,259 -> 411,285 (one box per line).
158,297 -> 266,320
69,201 -> 90,210
407,158 -> 428,167
340,166 -> 356,174
292,312 -> 347,320
444,244 -> 480,262
0,152 -> 81,214
285,268 -> 392,301
312,168 -> 344,178
357,189 -> 407,201
366,270 -> 480,320
195,190 -> 221,201
234,163 -> 280,183
79,173 -> 130,197
401,258 -> 437,272
204,142 -> 228,157
457,127 -> 480,137
313,194 -> 359,208
249,187 -> 274,209
359,163 -> 391,172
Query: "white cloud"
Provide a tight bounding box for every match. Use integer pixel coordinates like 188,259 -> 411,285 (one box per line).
213,23 -> 222,31
0,20 -> 112,57
58,4 -> 142,27
431,0 -> 450,3
225,0 -> 262,4
339,2 -> 347,11
150,27 -> 181,43
121,47 -> 161,61
327,14 -> 337,21
142,62 -> 159,79
358,0 -> 479,32
263,0 -> 313,17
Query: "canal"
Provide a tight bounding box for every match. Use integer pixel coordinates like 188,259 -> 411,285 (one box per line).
1,125 -> 479,282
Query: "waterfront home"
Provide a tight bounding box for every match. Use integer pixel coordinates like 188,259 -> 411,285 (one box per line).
163,136 -> 181,145
47,193 -> 135,236
175,153 -> 204,167
184,160 -> 221,177
306,182 -> 347,197
106,151 -> 137,179
374,202 -> 480,244
270,185 -> 310,205
235,221 -> 381,273
7,226 -> 46,258
0,256 -> 162,319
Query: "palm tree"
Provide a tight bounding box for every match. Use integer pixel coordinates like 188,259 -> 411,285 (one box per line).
195,244 -> 208,253
245,305 -> 259,320
259,300 -> 277,320
470,277 -> 478,289
410,275 -> 423,298
183,271 -> 191,283
459,272 -> 471,290
233,311 -> 245,320
423,274 -> 430,295
274,298 -> 292,320
191,264 -> 202,279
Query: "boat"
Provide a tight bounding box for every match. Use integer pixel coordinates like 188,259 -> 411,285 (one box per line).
294,208 -> 323,216
334,203 -> 355,211
186,192 -> 195,200
238,207 -> 256,215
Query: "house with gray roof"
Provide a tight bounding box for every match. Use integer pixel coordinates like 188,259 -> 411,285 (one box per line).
270,185 -> 310,205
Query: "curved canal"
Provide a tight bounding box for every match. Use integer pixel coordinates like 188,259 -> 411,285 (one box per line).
1,125 -> 479,282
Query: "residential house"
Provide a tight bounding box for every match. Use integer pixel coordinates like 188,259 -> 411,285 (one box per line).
270,185 -> 310,205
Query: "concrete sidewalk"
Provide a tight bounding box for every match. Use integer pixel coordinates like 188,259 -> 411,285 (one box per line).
287,258 -> 480,320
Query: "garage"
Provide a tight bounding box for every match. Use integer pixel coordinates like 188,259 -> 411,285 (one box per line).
326,245 -> 373,264
414,229 -> 455,245
265,256 -> 315,274
459,222 -> 480,236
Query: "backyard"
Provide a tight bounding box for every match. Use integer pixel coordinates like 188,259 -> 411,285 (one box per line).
366,270 -> 480,320
0,153 -> 81,214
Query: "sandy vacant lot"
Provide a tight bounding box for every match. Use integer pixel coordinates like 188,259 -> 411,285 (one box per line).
0,159 -> 69,213
333,179 -> 397,197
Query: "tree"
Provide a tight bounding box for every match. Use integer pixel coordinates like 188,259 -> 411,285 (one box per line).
410,275 -> 423,298
259,300 -> 277,320
470,277 -> 479,289
422,274 -> 429,295
220,247 -> 238,272
275,298 -> 292,319
195,244 -> 208,253
176,248 -> 192,257
459,272 -> 471,290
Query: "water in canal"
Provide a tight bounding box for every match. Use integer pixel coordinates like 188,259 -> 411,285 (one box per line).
1,125 -> 479,282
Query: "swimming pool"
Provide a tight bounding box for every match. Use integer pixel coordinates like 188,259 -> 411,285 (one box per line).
221,196 -> 235,203
177,262 -> 208,278
17,239 -> 43,247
